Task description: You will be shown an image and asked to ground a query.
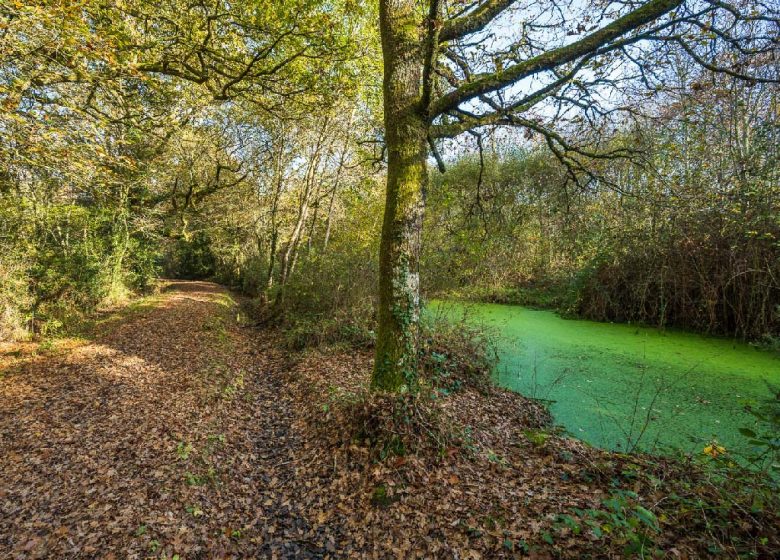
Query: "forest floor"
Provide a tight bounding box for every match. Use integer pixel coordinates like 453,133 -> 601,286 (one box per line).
0,281 -> 777,559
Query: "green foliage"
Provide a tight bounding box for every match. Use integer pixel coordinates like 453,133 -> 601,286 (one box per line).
371,484 -> 395,508
273,184 -> 383,350
0,198 -> 160,340
202,315 -> 230,345
176,441 -> 193,461
523,429 -> 550,447
0,249 -> 31,340
423,75 -> 779,341
185,504 -> 204,518
727,386 -> 779,481
184,467 -> 217,487
127,236 -> 162,293
220,371 -> 245,401
163,233 -> 216,280
555,490 -> 660,555
423,148 -> 569,298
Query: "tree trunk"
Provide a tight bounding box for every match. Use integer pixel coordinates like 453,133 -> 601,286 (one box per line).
322,180 -> 338,251
278,198 -> 309,290
323,108 -> 355,251
306,184 -> 320,253
322,135 -> 349,250
278,125 -> 326,296
373,0 -> 428,391
265,144 -> 285,294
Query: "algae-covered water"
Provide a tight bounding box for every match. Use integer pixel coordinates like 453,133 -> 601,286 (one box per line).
433,302 -> 779,455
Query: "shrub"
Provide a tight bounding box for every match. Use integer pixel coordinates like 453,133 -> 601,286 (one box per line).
0,253 -> 32,341
275,241 -> 378,350
0,197 -> 163,340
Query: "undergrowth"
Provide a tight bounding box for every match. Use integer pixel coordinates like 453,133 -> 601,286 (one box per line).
418,313 -> 498,395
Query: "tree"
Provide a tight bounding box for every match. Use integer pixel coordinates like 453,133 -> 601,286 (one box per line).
373,0 -> 779,390
0,0 -> 378,337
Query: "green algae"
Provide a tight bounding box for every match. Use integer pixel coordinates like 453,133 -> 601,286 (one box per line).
432,301 -> 779,455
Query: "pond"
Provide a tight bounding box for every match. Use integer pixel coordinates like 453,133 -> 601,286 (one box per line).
433,302 -> 779,455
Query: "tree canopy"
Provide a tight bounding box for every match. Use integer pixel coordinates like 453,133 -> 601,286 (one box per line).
1,0 -> 778,380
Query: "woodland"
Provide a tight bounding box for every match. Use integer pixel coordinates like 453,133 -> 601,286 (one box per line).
1,0 -> 779,558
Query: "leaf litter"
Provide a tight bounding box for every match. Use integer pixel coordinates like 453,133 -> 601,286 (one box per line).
0,281 -> 776,559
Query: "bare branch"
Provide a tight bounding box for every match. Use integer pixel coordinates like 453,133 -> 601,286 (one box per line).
439,0 -> 517,43
429,0 -> 683,118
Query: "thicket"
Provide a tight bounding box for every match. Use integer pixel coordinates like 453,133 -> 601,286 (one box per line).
423,73 -> 780,342
0,0 -> 375,343
0,200 -> 159,338
0,115 -> 165,339
268,184 -> 383,350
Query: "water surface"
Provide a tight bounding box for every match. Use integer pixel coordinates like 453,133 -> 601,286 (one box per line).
434,302 -> 779,454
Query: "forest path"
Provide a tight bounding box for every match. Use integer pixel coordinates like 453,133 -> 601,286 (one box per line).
0,281 -> 320,559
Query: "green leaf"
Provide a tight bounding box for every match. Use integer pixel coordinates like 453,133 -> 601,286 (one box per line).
634,506 -> 659,531
739,427 -> 757,438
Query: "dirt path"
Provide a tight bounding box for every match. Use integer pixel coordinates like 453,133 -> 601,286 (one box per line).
0,281 -> 322,559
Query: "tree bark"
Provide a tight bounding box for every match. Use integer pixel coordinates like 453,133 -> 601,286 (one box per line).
265,139 -> 286,293
278,192 -> 309,290
278,121 -> 328,295
373,0 -> 428,391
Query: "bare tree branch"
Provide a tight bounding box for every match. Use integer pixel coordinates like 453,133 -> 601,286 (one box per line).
439,0 -> 517,43
429,0 -> 683,118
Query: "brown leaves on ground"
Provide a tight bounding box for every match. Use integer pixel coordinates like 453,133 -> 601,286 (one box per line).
286,346 -> 779,559
287,349 -> 609,559
1,281 -> 307,559
1,281 -> 777,559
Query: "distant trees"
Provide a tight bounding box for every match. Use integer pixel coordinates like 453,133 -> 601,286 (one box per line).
0,0 -> 377,338
373,0 -> 779,390
576,65 -> 780,339
422,63 -> 780,340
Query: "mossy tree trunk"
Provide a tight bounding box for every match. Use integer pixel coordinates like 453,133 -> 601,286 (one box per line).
372,0 -> 692,392
373,0 -> 429,391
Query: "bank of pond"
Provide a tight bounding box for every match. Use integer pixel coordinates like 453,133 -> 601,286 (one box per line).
433,301 -> 779,457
